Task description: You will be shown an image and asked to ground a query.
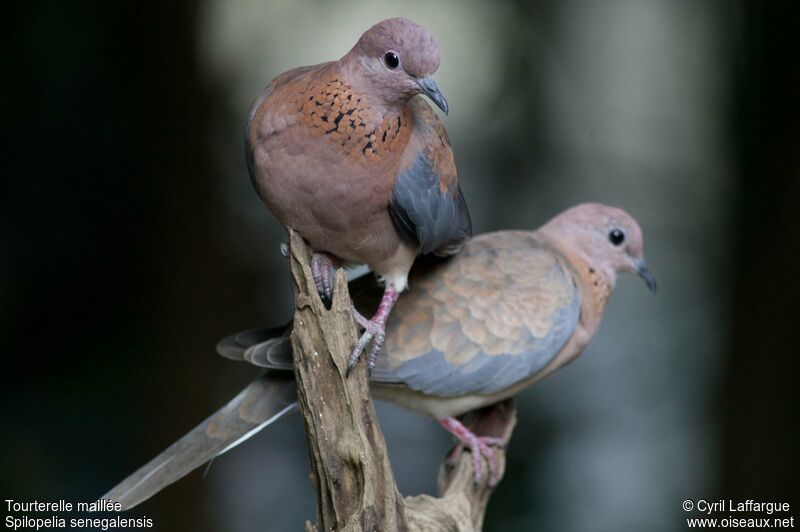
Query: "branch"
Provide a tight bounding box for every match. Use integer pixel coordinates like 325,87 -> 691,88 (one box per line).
288,231 -> 517,531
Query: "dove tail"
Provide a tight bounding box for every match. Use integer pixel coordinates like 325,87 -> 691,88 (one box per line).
101,371 -> 298,510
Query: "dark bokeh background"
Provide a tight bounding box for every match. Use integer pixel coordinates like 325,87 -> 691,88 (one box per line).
3,1 -> 798,531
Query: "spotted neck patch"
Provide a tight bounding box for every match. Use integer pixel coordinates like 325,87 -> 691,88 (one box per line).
585,265 -> 612,317
296,77 -> 410,161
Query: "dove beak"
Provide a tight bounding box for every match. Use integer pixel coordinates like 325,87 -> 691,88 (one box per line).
634,259 -> 657,294
416,77 -> 449,115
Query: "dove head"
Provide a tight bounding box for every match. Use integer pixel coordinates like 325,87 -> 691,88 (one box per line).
541,203 -> 657,293
346,18 -> 449,115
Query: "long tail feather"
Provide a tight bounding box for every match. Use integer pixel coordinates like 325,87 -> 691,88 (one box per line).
101,371 -> 298,510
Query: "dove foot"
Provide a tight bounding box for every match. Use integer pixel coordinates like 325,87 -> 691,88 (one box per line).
440,416 -> 507,487
347,286 -> 399,375
310,253 -> 337,304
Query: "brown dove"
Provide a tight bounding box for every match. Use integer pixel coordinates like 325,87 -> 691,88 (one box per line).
246,17 -> 471,372
102,203 -> 655,507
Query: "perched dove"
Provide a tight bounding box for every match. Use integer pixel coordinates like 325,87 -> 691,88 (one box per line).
102,204 -> 655,508
247,17 -> 471,372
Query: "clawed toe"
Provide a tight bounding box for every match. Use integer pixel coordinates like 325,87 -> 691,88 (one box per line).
346,319 -> 386,375
351,306 -> 371,329
474,438 -> 501,486
478,436 -> 507,448
440,417 -> 507,487
311,253 -> 335,303
445,442 -> 464,465
345,287 -> 399,376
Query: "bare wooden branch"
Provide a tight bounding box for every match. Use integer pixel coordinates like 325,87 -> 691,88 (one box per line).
288,231 -> 517,531
289,231 -> 406,531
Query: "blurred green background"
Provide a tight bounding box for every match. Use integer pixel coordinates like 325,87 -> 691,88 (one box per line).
3,1 -> 798,531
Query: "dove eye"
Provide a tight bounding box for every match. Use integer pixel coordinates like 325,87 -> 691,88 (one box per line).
608,228 -> 626,246
384,51 -> 400,70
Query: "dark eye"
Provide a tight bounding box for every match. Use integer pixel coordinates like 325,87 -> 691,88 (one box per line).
384,51 -> 400,69
609,228 -> 626,246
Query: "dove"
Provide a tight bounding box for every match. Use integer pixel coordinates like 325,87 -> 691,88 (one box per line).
246,17 -> 471,372
102,203 -> 655,508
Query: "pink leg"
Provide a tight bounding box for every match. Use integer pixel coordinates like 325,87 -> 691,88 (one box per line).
347,285 -> 399,374
439,417 -> 507,486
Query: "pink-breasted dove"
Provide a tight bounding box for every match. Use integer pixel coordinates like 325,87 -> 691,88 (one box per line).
246,17 -> 471,372
102,203 -> 655,508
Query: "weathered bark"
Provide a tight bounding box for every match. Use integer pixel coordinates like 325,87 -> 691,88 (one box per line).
289,231 -> 517,531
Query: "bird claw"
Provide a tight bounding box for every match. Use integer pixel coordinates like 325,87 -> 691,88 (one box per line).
440,417 -> 507,487
346,287 -> 399,376
310,253 -> 335,303
347,317 -> 386,375
351,306 -> 371,329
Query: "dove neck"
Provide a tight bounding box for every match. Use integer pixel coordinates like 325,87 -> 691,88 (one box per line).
571,252 -> 616,330
540,233 -> 617,334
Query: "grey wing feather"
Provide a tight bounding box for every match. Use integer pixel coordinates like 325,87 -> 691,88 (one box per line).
390,153 -> 472,255
101,372 -> 298,510
376,292 -> 578,396
370,243 -> 581,397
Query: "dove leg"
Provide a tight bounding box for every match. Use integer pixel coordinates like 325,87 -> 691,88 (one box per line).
347,285 -> 399,374
439,416 -> 507,486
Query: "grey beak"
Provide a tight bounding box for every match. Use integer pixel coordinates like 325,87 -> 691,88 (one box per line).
635,259 -> 657,294
416,77 -> 449,115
